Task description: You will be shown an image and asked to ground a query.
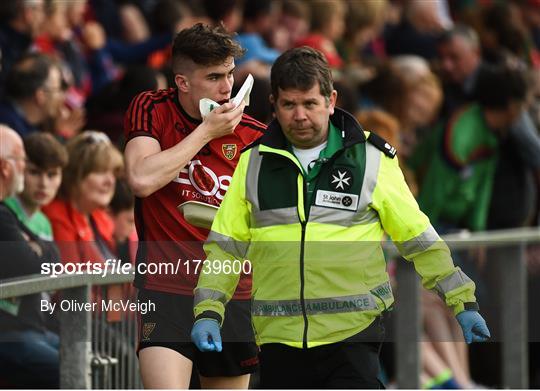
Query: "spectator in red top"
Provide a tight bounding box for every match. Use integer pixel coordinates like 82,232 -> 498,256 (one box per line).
295,0 -> 346,69
42,131 -> 124,264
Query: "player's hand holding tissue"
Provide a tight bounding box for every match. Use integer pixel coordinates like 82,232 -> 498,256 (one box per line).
199,74 -> 254,119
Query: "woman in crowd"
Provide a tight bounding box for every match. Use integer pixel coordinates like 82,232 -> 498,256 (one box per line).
43,130 -> 123,264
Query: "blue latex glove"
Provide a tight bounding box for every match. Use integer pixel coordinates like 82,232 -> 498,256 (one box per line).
191,319 -> 222,352
456,310 -> 491,344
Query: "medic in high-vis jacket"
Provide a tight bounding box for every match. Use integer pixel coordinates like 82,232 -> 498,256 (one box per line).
191,47 -> 490,389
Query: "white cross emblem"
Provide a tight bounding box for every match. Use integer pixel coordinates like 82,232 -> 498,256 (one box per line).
331,170 -> 351,190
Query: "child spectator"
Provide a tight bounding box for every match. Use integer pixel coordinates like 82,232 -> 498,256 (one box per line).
5,132 -> 67,241
108,178 -> 136,264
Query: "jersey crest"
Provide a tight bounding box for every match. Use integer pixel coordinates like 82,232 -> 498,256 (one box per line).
222,144 -> 237,160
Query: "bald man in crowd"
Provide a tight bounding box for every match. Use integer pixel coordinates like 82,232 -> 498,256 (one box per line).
0,124 -> 60,388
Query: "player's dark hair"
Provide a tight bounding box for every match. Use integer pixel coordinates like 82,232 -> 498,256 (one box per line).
172,23 -> 245,73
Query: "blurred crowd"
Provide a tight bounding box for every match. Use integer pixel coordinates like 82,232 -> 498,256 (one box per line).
1,0 -> 540,388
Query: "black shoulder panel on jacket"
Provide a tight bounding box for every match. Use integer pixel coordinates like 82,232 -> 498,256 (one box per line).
367,132 -> 397,158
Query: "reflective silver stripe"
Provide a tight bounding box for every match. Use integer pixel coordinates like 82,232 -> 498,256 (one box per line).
309,206 -> 379,226
370,281 -> 393,301
246,146 -> 262,211
252,207 -> 298,228
434,269 -> 473,296
252,299 -> 303,316
357,143 -> 381,211
252,294 -> 378,317
194,288 -> 227,307
395,225 -> 440,257
206,230 -> 249,259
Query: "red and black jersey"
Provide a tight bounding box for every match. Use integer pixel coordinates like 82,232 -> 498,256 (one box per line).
124,88 -> 265,297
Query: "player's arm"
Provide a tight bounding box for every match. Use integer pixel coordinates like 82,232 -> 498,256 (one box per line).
193,151 -> 252,323
124,101 -> 245,198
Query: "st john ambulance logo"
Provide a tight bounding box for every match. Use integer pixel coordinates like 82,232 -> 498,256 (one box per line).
222,144 -> 237,160
330,168 -> 353,191
342,196 -> 353,207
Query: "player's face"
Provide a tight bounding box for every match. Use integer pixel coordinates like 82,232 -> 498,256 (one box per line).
187,57 -> 236,107
272,83 -> 337,149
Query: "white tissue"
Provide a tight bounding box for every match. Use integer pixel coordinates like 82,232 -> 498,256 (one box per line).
199,74 -> 254,119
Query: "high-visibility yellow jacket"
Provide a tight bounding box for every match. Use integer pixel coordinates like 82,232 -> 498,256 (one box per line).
194,108 -> 477,348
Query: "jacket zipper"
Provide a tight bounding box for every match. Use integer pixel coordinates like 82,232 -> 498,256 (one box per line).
289,157 -> 308,349
260,141 -> 360,348
297,151 -> 346,348
299,217 -> 308,349
264,151 -> 340,349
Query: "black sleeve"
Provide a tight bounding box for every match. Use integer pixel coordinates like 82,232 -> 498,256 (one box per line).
0,205 -> 44,279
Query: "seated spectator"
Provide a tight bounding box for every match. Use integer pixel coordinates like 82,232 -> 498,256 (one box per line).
202,0 -> 242,32
235,0 -> 280,79
118,2 -> 150,44
0,125 -> 60,388
80,16 -> 172,95
0,0 -> 46,94
34,0 -> 90,109
435,24 -> 482,119
479,2 -> 540,67
147,0 -> 194,70
436,27 -> 540,229
413,62 -> 529,232
360,56 -> 443,157
42,131 -> 124,264
4,132 -> 67,241
85,65 -> 166,143
384,0 -> 448,60
0,53 -> 70,137
392,55 -> 443,155
108,179 -> 137,265
270,0 -> 310,52
295,0 -> 346,69
341,0 -> 388,64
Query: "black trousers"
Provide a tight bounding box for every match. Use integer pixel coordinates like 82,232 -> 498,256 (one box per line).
259,319 -> 385,389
